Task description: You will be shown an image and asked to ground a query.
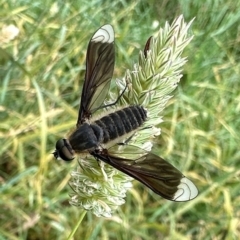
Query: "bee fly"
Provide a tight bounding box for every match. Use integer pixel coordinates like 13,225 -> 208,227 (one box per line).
54,25 -> 198,201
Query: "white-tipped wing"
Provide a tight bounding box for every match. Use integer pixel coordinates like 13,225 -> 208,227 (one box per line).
173,177 -> 198,201
77,25 -> 115,126
93,145 -> 199,202
91,24 -> 114,43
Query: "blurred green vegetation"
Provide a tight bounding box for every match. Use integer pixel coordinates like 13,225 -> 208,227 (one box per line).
1,0 -> 240,239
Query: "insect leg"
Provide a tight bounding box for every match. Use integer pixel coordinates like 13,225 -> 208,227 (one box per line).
93,83 -> 128,112
117,132 -> 137,145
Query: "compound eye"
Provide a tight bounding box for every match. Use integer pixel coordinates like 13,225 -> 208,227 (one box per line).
54,139 -> 75,161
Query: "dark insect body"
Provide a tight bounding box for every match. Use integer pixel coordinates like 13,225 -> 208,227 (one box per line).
54,25 -> 198,202
65,105 -> 146,155
91,105 -> 147,144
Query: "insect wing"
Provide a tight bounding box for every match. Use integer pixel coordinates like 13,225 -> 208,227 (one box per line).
92,145 -> 198,201
77,25 -> 115,126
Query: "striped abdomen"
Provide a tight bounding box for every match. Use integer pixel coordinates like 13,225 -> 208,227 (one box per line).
94,105 -> 147,143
